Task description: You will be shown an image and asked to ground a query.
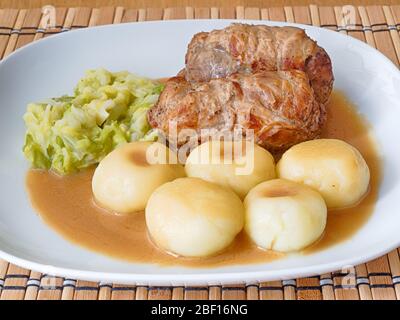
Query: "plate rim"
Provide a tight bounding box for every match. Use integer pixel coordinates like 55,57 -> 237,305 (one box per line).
1,18 -> 400,285
0,241 -> 399,285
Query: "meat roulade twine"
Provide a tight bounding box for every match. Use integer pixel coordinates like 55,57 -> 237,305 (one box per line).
148,24 -> 334,152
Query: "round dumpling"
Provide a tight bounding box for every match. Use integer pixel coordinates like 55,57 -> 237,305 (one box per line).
185,140 -> 276,199
145,177 -> 244,257
245,179 -> 327,252
277,139 -> 370,208
92,141 -> 185,214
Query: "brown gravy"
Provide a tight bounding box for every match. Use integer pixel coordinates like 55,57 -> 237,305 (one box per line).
25,91 -> 381,267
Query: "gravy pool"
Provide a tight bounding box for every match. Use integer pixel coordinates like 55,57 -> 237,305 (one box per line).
25,91 -> 382,267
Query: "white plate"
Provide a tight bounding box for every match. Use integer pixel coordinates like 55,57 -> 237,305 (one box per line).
0,20 -> 399,286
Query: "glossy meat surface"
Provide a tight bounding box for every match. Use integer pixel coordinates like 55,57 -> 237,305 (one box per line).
148,24 -> 333,151
148,70 -> 325,150
184,24 -> 333,104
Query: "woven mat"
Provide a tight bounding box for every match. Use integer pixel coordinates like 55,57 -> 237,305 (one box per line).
0,4 -> 399,300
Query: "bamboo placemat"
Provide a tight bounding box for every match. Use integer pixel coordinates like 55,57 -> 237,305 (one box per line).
0,4 -> 399,301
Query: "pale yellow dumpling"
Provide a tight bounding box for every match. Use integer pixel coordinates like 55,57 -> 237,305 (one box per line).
245,179 -> 327,252
185,140 -> 276,199
277,139 -> 370,208
92,141 -> 185,214
145,177 -> 244,257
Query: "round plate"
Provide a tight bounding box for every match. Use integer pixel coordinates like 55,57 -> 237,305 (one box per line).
0,20 -> 399,285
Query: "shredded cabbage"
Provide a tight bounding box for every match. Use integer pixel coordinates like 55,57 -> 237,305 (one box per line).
23,68 -> 163,175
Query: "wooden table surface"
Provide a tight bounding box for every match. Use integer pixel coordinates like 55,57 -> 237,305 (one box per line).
1,0 -> 400,9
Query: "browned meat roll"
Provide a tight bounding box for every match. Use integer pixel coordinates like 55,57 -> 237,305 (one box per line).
148,24 -> 334,151
184,24 -> 333,105
148,70 -> 325,151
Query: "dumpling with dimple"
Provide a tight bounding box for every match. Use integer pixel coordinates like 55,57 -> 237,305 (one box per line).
244,179 -> 327,252
185,140 -> 276,199
277,139 -> 370,209
92,141 -> 185,214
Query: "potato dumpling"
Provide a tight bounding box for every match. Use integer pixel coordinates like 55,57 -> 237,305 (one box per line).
185,140 -> 276,199
245,179 -> 327,252
277,139 -> 370,208
92,141 -> 185,214
146,177 -> 244,257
